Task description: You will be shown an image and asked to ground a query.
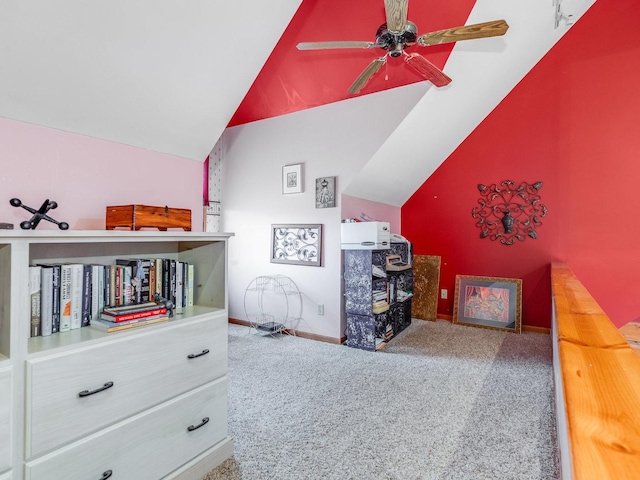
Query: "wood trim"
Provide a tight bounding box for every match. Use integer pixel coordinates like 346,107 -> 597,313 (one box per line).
228,318 -> 345,345
551,262 -> 640,480
522,325 -> 550,334
438,314 -> 549,334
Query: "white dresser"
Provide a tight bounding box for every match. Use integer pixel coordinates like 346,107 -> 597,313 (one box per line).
0,231 -> 234,480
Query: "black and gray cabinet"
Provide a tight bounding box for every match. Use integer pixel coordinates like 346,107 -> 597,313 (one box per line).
344,241 -> 413,351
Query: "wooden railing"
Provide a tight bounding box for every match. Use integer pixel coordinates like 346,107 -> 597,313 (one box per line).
551,263 -> 640,480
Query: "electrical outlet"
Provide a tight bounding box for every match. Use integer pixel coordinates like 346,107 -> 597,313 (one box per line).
440,289 -> 448,299
317,304 -> 324,315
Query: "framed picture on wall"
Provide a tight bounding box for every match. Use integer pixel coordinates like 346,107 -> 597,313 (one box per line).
315,176 -> 336,208
271,224 -> 322,266
282,164 -> 303,194
452,275 -> 522,333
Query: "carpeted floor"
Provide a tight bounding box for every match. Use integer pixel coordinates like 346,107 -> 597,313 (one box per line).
201,320 -> 558,480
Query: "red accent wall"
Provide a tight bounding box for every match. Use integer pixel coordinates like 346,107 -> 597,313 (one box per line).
402,0 -> 640,329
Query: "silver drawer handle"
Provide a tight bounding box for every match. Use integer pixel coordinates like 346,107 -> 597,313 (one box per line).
78,381 -> 114,398
101,470 -> 112,479
187,349 -> 209,359
187,417 -> 209,432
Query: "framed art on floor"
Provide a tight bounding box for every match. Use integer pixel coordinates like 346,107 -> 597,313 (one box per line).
453,275 -> 522,333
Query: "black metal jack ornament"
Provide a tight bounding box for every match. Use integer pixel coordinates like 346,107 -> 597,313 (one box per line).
10,198 -> 69,230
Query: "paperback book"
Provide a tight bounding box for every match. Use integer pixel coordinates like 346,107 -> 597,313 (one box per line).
100,307 -> 168,323
90,315 -> 169,333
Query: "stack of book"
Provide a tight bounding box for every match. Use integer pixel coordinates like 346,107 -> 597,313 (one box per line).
90,301 -> 169,333
372,289 -> 389,314
385,323 -> 394,340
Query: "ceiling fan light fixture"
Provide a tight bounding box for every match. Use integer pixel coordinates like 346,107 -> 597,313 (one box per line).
296,0 -> 509,95
390,43 -> 404,58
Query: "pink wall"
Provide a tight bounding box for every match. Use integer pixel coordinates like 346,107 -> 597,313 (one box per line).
342,194 -> 401,234
402,0 -> 640,329
0,118 -> 204,231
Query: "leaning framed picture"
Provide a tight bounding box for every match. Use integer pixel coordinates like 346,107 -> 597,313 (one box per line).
452,275 -> 522,333
282,164 -> 303,194
271,224 -> 322,266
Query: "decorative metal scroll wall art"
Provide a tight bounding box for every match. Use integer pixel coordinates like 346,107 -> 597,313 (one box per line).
471,180 -> 547,245
270,224 -> 322,266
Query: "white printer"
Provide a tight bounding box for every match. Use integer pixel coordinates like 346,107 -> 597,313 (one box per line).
341,221 -> 390,250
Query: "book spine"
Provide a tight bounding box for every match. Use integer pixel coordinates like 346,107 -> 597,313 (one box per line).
101,307 -> 167,323
51,264 -> 61,333
70,264 -> 83,329
109,264 -> 117,307
121,265 -> 133,305
102,301 -> 159,314
137,260 -> 151,302
162,258 -> 170,300
187,263 -> 194,307
91,315 -> 168,332
182,262 -> 187,310
103,265 -> 111,309
40,266 -> 53,337
59,265 -> 72,332
175,261 -> 183,313
154,258 -> 162,299
148,262 -> 155,302
115,265 -> 122,306
91,265 -> 104,320
29,266 -> 42,337
169,259 -> 176,307
97,265 -> 105,314
81,264 -> 92,327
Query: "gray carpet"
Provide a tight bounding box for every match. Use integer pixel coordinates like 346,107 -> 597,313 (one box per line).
201,320 -> 558,480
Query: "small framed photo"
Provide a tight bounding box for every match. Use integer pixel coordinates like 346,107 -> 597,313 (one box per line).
282,164 -> 303,194
315,176 -> 336,208
453,275 -> 522,333
271,224 -> 322,266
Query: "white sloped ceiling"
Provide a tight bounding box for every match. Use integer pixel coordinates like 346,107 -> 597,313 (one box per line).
0,0 -> 302,161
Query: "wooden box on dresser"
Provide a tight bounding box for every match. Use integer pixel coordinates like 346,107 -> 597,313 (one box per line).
0,231 -> 234,480
344,241 -> 413,351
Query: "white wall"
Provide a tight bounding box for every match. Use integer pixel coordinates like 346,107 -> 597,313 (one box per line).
221,83 -> 427,340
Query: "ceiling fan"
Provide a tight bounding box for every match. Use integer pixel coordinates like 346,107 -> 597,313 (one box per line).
296,0 -> 509,95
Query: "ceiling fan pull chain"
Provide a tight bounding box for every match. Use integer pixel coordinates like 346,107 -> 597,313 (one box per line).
385,59 -> 389,81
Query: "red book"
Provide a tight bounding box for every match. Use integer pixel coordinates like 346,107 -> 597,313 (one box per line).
101,307 -> 167,323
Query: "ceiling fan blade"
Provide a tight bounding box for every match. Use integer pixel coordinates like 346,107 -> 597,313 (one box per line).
297,41 -> 376,50
404,53 -> 451,87
417,19 -> 509,46
384,0 -> 409,32
348,57 -> 386,95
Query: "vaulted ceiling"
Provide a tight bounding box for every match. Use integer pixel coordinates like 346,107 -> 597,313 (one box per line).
0,0 -> 596,205
229,0 -> 477,126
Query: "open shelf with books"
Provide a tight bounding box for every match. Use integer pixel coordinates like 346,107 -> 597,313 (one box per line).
0,230 -> 234,480
343,240 -> 413,351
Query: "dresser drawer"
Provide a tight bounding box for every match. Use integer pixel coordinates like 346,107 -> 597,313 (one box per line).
26,315 -> 227,457
0,367 -> 12,474
25,378 -> 227,480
